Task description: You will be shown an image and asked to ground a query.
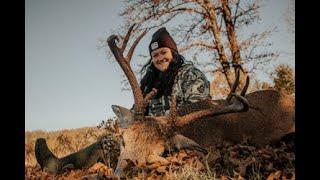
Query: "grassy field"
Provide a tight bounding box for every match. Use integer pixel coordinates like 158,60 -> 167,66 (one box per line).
25,123 -> 295,179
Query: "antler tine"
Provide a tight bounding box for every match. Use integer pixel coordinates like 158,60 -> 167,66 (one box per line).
120,23 -> 136,53
175,95 -> 249,127
240,75 -> 250,97
143,88 -> 157,109
169,95 -> 177,124
107,25 -> 147,120
175,66 -> 250,127
144,88 -> 157,102
226,67 -> 240,102
127,29 -> 148,63
107,35 -> 122,59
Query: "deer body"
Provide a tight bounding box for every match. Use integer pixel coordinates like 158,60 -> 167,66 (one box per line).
115,121 -> 166,174
34,24 -> 295,178
105,25 -> 295,177
176,89 -> 295,147
113,90 -> 295,176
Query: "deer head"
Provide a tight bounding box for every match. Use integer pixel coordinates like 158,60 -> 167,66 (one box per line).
107,24 -> 252,177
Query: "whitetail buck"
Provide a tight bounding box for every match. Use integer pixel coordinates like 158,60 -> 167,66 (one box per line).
107,24 -> 295,177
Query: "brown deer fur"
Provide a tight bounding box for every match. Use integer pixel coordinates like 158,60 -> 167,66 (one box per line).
113,90 -> 294,176
105,24 -> 295,177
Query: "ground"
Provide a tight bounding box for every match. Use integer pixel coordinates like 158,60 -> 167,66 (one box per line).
25,125 -> 295,180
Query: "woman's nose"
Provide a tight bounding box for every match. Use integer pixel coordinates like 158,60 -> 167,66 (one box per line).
155,55 -> 164,62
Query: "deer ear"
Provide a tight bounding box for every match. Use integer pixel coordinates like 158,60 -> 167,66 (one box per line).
112,105 -> 134,129
168,134 -> 208,155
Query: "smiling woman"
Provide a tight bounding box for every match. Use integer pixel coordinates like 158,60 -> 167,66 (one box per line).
151,47 -> 173,72
139,27 -> 211,116
34,26 -> 212,173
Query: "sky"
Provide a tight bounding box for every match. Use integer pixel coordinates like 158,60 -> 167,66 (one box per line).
25,0 -> 294,132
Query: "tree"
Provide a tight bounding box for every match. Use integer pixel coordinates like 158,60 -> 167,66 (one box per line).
104,0 -> 278,93
247,76 -> 272,92
210,71 -> 230,98
272,64 -> 295,95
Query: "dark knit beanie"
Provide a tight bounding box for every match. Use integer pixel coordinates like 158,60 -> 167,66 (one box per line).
149,27 -> 178,55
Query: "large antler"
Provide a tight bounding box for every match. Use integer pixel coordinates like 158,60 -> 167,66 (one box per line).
107,24 -> 151,120
174,68 -> 250,126
107,24 -> 249,125
154,69 -> 249,154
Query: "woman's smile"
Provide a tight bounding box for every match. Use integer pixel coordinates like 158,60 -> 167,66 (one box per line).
151,47 -> 173,72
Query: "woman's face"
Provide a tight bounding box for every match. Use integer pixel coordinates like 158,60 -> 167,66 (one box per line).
151,47 -> 173,72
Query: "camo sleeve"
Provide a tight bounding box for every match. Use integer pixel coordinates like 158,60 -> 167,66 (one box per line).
171,64 -> 211,107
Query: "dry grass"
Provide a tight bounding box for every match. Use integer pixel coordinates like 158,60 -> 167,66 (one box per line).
25,126 -> 106,168
25,123 -> 295,179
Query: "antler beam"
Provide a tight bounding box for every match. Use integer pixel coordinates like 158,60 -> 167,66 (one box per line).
174,67 -> 250,126
107,24 -> 149,120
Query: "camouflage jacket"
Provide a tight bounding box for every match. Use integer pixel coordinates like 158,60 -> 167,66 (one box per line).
147,63 -> 211,116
